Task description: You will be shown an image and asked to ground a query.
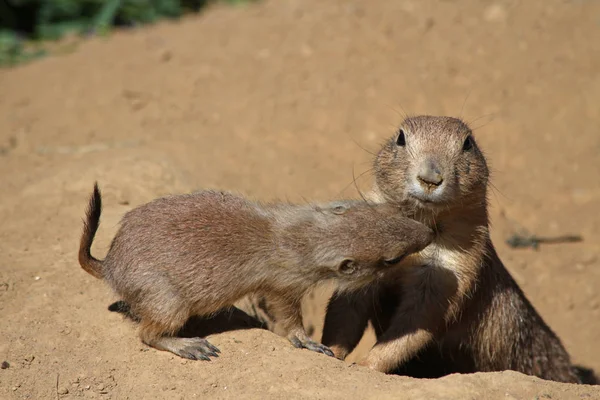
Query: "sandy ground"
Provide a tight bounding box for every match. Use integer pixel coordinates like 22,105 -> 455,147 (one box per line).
1,0 -> 600,398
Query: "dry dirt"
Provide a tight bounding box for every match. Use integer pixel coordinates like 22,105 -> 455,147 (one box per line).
1,0 -> 600,399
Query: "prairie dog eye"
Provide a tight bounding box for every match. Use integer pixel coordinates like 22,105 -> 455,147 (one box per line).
396,129 -> 406,147
383,254 -> 406,266
462,136 -> 473,151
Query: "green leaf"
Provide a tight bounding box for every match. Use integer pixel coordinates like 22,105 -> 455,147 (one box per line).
37,20 -> 89,40
93,0 -> 122,33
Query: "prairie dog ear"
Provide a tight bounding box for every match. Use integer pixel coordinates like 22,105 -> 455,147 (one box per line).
337,258 -> 356,275
330,205 -> 349,215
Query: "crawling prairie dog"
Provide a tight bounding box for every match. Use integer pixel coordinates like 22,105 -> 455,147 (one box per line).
78,184 -> 433,360
321,115 -> 584,383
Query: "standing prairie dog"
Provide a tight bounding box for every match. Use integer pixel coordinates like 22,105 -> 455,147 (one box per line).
321,115 -> 583,383
78,184 -> 433,360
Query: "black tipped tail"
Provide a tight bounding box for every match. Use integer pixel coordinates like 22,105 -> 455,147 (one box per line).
78,182 -> 104,279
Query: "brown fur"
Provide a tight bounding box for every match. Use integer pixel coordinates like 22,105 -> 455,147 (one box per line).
78,183 -> 103,279
321,115 -> 583,384
78,184 -> 433,360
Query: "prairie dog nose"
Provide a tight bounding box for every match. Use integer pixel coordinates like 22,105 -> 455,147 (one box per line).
417,160 -> 443,187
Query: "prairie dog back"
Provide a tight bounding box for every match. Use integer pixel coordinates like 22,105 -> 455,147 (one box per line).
78,185 -> 433,361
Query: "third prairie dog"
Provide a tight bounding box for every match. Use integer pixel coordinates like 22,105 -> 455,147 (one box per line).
321,115 -> 582,384
78,185 -> 433,360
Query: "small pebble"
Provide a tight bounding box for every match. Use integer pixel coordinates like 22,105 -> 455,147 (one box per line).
483,4 -> 507,23
58,387 -> 69,395
160,50 -> 172,62
581,254 -> 598,265
300,44 -> 313,57
34,276 -> 41,281
256,48 -> 270,59
1,361 -> 9,369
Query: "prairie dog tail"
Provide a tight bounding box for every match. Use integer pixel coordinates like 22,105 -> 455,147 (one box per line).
78,182 -> 104,279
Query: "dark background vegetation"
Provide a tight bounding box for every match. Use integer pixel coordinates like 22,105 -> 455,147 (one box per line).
0,0 -> 249,66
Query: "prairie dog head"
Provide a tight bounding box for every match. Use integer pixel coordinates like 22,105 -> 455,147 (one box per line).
374,116 -> 489,214
313,203 -> 434,285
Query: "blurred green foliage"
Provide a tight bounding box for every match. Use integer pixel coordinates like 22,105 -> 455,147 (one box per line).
0,0 -> 254,67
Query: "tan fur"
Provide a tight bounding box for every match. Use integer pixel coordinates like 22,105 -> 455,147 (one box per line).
78,184 -> 433,360
321,115 -> 582,384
